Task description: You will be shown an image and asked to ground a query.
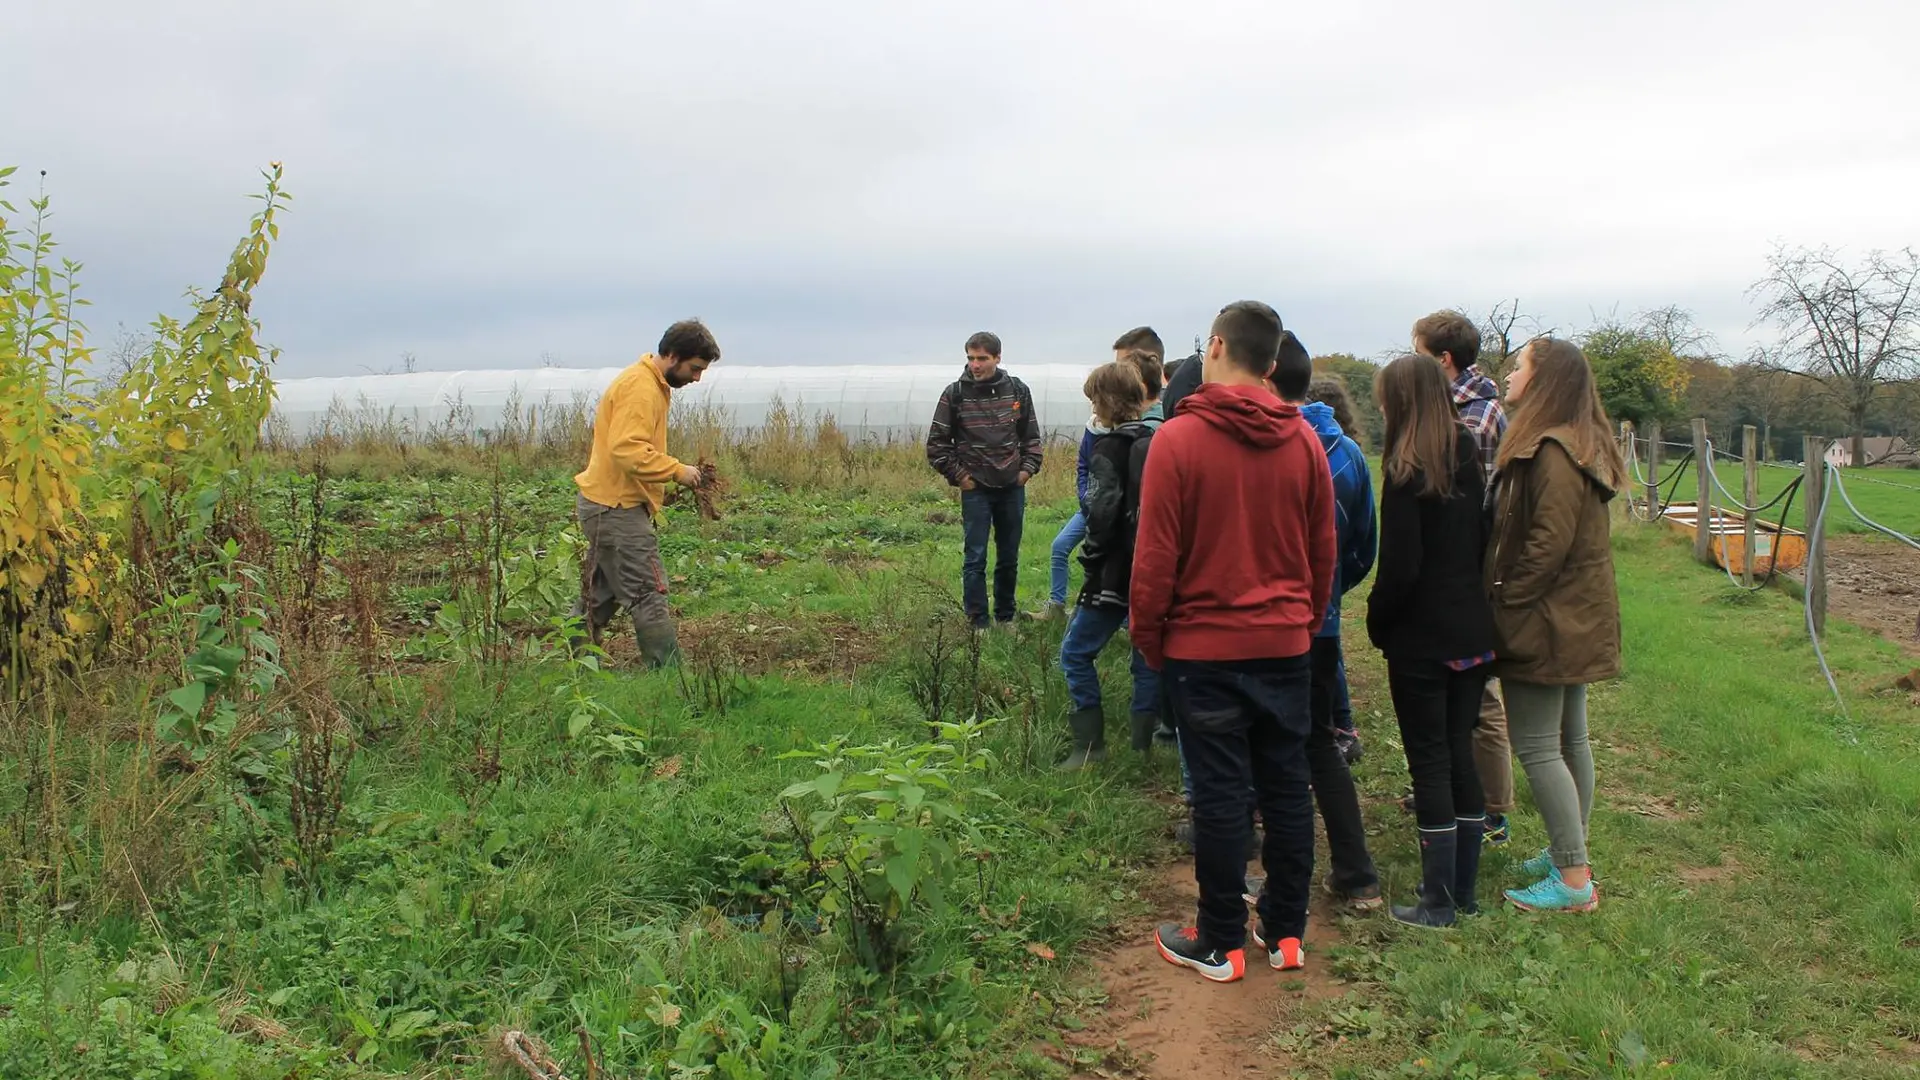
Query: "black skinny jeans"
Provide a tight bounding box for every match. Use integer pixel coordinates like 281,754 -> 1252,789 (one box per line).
1163,654 -> 1315,950
1386,659 -> 1490,829
1308,636 -> 1377,891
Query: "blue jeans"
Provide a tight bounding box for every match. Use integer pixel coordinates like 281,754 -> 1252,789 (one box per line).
1059,604 -> 1158,714
961,486 -> 1026,625
1164,654 -> 1316,947
1049,512 -> 1088,606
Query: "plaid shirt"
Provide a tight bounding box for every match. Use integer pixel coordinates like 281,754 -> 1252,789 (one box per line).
1451,366 -> 1506,484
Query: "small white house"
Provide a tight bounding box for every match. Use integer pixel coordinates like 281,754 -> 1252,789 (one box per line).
1824,437 -> 1916,468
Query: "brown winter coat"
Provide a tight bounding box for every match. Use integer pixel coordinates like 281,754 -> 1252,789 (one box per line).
1485,428 -> 1622,686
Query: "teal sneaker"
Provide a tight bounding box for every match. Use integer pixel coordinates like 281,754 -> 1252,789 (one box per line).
1519,848 -> 1554,877
1505,873 -> 1598,913
1517,849 -> 1602,886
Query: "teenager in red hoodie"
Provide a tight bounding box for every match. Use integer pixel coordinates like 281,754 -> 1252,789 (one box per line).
1133,301 -> 1337,983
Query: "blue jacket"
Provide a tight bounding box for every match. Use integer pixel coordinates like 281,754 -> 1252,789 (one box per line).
1075,420 -> 1107,512
1301,401 -> 1376,637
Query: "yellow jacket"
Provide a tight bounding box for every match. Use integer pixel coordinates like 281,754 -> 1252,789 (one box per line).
574,356 -> 684,514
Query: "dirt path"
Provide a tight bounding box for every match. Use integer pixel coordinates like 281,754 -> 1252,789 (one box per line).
1062,857 -> 1354,1079
1820,535 -> 1920,654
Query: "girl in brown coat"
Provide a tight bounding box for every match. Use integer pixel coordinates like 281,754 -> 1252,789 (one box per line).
1486,337 -> 1628,914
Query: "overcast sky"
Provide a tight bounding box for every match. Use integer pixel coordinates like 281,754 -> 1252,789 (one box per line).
12,1 -> 1919,377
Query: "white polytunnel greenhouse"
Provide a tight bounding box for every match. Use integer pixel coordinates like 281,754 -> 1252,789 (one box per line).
267,364 -> 1108,444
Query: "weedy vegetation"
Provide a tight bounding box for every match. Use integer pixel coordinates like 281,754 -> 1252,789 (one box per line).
4,165 -> 1919,1080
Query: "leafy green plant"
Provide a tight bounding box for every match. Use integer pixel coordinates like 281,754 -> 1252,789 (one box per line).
154,539 -> 285,763
779,718 -> 1001,972
560,680 -> 650,765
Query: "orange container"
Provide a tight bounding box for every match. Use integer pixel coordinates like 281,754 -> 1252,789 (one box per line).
1658,502 -> 1808,575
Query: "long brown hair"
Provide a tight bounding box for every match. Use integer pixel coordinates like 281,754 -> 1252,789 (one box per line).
1374,354 -> 1459,498
1496,336 -> 1628,489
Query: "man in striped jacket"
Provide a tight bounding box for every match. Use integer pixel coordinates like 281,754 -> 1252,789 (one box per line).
926,332 -> 1045,629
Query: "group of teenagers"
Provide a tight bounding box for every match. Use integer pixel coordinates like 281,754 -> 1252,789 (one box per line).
923,304 -> 1628,985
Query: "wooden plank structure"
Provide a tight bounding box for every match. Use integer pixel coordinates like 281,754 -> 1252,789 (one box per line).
1659,502 -> 1808,576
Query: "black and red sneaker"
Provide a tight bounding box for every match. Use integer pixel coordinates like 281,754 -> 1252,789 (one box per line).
1249,924 -> 1306,971
1154,924 -> 1245,983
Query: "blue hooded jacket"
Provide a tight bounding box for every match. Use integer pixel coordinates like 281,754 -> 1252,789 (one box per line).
1075,419 -> 1108,512
1301,401 -> 1376,637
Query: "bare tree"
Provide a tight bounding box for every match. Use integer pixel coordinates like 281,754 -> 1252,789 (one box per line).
400,350 -> 418,374
1731,350 -> 1798,460
1637,304 -> 1717,360
1476,299 -> 1541,382
1749,245 -> 1920,465
101,322 -> 152,390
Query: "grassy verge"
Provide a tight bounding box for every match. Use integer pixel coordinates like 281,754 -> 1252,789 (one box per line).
0,464 -> 1177,1080
1639,457 -> 1920,538
1293,522 -> 1920,1079
6,448 -> 1917,1079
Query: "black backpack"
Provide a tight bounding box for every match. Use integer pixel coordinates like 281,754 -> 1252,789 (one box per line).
1115,419 -> 1159,529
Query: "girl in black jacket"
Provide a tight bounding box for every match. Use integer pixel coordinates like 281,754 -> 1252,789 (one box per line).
1057,362 -> 1159,769
1366,354 -> 1498,927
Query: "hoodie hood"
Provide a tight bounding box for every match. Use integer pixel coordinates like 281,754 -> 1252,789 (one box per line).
1299,400 -> 1344,452
1175,383 -> 1301,449
1507,425 -> 1621,501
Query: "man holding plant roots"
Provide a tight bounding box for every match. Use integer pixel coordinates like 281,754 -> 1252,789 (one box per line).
569,319 -> 719,668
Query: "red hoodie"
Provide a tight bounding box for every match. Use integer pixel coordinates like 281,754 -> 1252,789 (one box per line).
1129,382 -> 1336,669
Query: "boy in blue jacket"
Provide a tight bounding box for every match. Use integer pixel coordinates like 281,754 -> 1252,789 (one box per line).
1034,328 -> 1167,621
1274,352 -> 1383,910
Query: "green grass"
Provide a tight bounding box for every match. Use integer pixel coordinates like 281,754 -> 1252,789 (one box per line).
1298,522 -> 1920,1079
1640,455 -> 1920,538
0,466 -> 1175,1080
4,459 -> 1919,1079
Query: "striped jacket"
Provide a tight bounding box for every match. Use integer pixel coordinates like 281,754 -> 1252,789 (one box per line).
926,368 -> 1044,489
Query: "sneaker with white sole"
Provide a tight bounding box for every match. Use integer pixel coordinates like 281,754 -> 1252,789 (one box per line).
1154,924 -> 1245,983
1249,924 -> 1306,971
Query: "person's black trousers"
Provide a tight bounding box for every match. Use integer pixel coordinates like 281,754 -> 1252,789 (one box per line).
1164,654 -> 1314,949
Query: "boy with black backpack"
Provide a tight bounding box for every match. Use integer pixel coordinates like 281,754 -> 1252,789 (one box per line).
1057,357 -> 1161,768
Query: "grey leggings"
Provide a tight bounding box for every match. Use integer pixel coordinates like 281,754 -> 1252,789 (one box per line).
1503,680 -> 1595,869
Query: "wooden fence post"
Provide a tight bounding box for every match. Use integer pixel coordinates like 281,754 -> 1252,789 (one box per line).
1804,436 -> 1827,636
1645,422 -> 1662,523
1693,418 -> 1712,565
1742,425 -> 1759,588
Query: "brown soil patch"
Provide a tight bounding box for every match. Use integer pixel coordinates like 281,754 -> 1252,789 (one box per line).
594,611 -> 882,678
664,611 -> 884,679
1814,535 -> 1920,654
1676,857 -> 1743,887
1057,859 -> 1354,1079
1613,793 -> 1693,821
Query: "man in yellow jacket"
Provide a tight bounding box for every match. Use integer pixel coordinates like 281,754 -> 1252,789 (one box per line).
570,319 -> 719,667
